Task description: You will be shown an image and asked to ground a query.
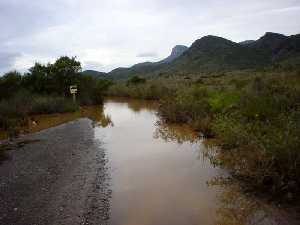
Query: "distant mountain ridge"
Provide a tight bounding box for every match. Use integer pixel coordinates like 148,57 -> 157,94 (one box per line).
154,32 -> 300,76
159,45 -> 188,64
84,32 -> 300,79
106,45 -> 188,79
81,70 -> 107,79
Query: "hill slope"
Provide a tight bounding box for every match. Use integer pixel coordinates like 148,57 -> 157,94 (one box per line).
81,70 -> 108,79
85,32 -> 300,80
157,32 -> 300,76
164,35 -> 271,74
107,45 -> 188,79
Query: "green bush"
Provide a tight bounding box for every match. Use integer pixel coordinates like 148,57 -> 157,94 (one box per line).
107,80 -> 171,100
212,81 -> 300,195
0,91 -> 33,130
31,97 -> 79,114
158,86 -> 215,136
0,91 -> 79,136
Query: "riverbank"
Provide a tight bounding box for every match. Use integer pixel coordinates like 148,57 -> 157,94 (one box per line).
0,106 -> 107,140
106,71 -> 300,201
0,105 -> 112,163
1,98 -> 299,225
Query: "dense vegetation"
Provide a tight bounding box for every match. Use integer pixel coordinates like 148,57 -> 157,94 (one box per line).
0,56 -> 112,138
107,70 -> 300,200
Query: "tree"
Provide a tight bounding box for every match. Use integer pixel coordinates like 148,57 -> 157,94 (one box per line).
51,56 -> 82,95
24,56 -> 82,96
0,71 -> 22,100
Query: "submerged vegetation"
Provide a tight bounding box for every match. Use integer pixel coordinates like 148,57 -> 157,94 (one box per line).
107,71 -> 300,200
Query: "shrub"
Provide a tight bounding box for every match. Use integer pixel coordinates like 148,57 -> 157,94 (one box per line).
212,81 -> 300,195
0,91 -> 33,130
0,92 -> 79,137
31,97 -> 79,114
107,80 -> 171,100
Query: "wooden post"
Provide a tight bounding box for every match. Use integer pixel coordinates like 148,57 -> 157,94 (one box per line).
70,85 -> 78,103
73,93 -> 76,102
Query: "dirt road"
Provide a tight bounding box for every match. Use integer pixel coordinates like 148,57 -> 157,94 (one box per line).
0,119 -> 110,225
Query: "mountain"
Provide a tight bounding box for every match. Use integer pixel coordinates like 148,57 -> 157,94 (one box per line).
162,35 -> 271,74
107,45 -> 188,79
249,32 -> 300,62
81,70 -> 107,79
158,33 -> 300,76
85,32 -> 300,80
249,32 -> 288,50
158,45 -> 188,64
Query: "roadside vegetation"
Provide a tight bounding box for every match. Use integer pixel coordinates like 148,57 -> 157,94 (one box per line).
107,70 -> 300,200
0,56 -> 112,139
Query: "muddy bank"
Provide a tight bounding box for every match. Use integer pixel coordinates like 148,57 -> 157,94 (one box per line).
0,118 -> 110,225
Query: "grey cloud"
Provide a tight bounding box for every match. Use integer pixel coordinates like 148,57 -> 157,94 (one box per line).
0,52 -> 21,74
0,0 -> 299,74
137,52 -> 158,58
83,61 -> 107,71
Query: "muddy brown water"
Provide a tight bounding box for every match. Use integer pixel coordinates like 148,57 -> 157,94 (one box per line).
0,98 -> 296,225
95,98 -> 292,225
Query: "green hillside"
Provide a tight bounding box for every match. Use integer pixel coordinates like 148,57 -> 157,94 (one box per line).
107,45 -> 188,80
88,32 -> 300,80
81,70 -> 108,79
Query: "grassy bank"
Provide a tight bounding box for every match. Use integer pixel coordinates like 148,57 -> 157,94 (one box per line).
106,76 -> 190,100
0,56 -> 112,140
0,92 -> 79,139
107,71 -> 300,200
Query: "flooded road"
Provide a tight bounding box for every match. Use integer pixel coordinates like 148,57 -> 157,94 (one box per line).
97,99 -> 294,225
0,98 -> 297,225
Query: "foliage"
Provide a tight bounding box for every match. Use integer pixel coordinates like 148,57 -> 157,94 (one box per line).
107,79 -> 175,100
0,56 -> 112,106
0,91 -> 79,137
211,79 -> 300,196
31,97 -> 79,114
0,71 -> 22,100
0,56 -> 113,138
108,71 -> 300,198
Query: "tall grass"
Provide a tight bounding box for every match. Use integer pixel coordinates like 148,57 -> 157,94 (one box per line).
0,91 -> 79,139
212,79 -> 300,197
108,72 -> 300,199
31,97 -> 78,114
107,78 -> 189,100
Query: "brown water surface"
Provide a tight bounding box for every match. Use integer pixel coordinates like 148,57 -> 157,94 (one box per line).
0,106 -> 111,140
0,98 -> 295,224
95,98 -> 290,225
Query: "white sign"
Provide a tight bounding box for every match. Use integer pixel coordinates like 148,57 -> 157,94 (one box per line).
70,85 -> 77,94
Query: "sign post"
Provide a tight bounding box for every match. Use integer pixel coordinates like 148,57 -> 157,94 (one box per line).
69,85 -> 78,102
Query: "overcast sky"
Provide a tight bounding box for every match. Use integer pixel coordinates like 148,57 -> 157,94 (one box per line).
0,0 -> 299,74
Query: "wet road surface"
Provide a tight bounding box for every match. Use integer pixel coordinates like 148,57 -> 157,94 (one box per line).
0,118 -> 110,225
0,99 -> 299,225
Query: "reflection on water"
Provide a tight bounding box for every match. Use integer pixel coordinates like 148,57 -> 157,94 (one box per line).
28,106 -> 113,130
94,98 -> 291,225
0,106 -> 112,140
154,121 -> 199,144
